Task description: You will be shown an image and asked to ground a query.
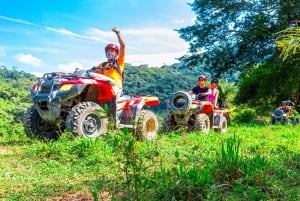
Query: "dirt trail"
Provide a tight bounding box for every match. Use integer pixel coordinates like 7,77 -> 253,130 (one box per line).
0,145 -> 20,156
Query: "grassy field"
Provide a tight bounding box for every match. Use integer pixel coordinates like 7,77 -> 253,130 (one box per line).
0,123 -> 299,201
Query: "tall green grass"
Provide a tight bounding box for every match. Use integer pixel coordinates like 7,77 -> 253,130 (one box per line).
0,123 -> 299,200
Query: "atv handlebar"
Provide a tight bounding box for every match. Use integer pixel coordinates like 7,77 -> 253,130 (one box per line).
87,71 -> 117,86
191,93 -> 207,101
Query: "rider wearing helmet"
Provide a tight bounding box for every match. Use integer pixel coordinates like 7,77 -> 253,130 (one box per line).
92,26 -> 125,92
279,101 -> 291,114
91,27 -> 125,120
188,74 -> 210,101
105,43 -> 120,61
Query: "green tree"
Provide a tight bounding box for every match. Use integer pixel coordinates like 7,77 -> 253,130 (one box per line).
0,68 -> 35,124
218,79 -> 238,108
235,57 -> 300,112
177,0 -> 300,76
235,25 -> 300,110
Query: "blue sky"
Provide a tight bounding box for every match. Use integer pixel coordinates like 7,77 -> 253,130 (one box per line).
0,0 -> 194,77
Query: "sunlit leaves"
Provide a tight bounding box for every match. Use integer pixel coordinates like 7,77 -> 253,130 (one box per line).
276,27 -> 300,61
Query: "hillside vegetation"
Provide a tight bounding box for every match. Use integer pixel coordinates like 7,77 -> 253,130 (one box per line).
0,67 -> 299,200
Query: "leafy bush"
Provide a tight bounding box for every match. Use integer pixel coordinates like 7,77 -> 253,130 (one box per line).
234,108 -> 257,123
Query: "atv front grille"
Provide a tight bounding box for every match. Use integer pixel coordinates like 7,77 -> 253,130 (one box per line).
274,110 -> 283,117
38,101 -> 49,110
39,85 -> 52,94
38,84 -> 61,94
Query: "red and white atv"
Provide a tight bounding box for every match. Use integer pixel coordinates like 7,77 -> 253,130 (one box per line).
23,70 -> 160,141
163,91 -> 230,133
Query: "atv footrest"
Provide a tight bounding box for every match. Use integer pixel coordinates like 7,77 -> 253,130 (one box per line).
117,124 -> 135,129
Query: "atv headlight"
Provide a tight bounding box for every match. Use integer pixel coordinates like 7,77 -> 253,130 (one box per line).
60,84 -> 73,91
32,85 -> 41,93
32,85 -> 38,92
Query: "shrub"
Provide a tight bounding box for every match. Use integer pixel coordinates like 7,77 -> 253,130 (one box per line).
234,108 -> 257,123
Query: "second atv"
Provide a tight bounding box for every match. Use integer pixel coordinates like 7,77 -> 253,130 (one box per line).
163,91 -> 230,134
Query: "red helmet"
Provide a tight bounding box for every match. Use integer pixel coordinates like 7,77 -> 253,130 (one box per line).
198,75 -> 207,81
105,43 -> 119,55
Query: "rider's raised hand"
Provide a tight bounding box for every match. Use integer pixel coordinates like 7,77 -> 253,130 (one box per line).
112,27 -> 119,33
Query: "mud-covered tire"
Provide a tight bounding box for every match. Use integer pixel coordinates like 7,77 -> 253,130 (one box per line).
23,106 -> 60,140
162,114 -> 177,133
66,102 -> 108,138
270,117 -> 276,125
194,113 -> 210,134
282,118 -> 292,125
136,110 -> 158,141
170,91 -> 192,112
214,117 -> 227,133
224,113 -> 231,125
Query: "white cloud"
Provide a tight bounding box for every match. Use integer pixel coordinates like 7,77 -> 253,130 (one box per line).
46,27 -> 110,43
14,53 -> 42,66
48,27 -> 189,67
46,26 -> 189,55
57,62 -> 84,72
122,28 -> 189,54
173,19 -> 185,24
121,27 -> 189,65
29,71 -> 44,78
85,28 -> 114,43
46,27 -> 87,40
0,15 -> 39,27
127,52 -> 185,67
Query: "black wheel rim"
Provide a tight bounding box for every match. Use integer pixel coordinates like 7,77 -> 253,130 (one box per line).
83,113 -> 101,136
